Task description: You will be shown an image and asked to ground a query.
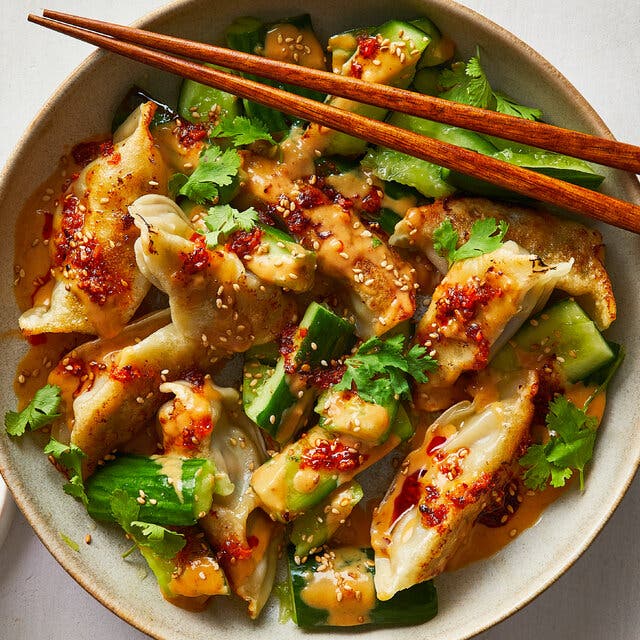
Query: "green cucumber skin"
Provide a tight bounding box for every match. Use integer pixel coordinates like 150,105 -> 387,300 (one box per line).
86,456 -> 213,526
289,547 -> 438,628
111,86 -> 176,133
178,67 -> 241,124
492,299 -> 615,382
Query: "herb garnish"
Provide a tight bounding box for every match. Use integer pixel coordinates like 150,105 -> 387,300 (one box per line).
200,204 -> 260,247
4,384 -> 61,436
519,396 -> 598,491
210,115 -> 275,146
334,334 -> 438,407
433,218 -> 508,267
44,437 -> 89,507
439,53 -> 542,120
110,489 -> 186,559
169,145 -> 241,205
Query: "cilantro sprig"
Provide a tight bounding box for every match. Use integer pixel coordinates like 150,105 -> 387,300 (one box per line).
200,204 -> 259,247
44,436 -> 89,507
4,384 -> 61,436
169,145 -> 240,205
519,396 -> 598,492
334,334 -> 438,407
439,53 -> 542,120
210,115 -> 275,146
433,217 -> 509,267
110,489 -> 186,559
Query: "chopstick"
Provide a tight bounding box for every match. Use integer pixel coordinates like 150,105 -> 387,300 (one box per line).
28,12 -> 640,234
39,9 -> 640,175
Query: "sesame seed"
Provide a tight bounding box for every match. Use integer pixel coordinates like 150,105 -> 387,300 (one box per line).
269,414 -> 276,424
148,180 -> 159,187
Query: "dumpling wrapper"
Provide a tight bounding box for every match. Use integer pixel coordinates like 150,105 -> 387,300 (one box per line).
19,102 -> 168,338
48,310 -> 217,475
131,194 -> 296,351
413,240 -> 571,411
391,196 -> 615,329
371,369 -> 538,600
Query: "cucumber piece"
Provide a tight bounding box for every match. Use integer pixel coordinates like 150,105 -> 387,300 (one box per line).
363,111 -> 497,197
492,299 -> 615,382
111,86 -> 176,133
376,208 -> 403,236
327,26 -> 374,72
390,404 -> 414,441
178,65 -> 241,124
238,224 -> 316,292
288,546 -> 437,627
86,455 -> 217,526
411,66 -> 441,95
410,17 -> 455,67
290,482 -> 363,557
243,302 -> 356,440
322,20 -> 430,156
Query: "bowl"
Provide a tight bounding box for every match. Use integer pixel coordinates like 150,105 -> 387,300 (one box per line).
0,1 -> 639,639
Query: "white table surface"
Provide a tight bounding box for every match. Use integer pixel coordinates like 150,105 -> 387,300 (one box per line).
1,1 -> 638,638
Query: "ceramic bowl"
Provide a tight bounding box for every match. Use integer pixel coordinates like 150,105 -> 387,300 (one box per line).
0,1 -> 639,638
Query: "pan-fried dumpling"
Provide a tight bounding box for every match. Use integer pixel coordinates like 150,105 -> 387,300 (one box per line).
413,241 -> 571,411
131,194 -> 296,351
391,196 -> 615,329
371,369 -> 538,600
180,383 -> 281,618
47,310 -> 217,475
236,152 -> 417,337
19,103 -> 168,338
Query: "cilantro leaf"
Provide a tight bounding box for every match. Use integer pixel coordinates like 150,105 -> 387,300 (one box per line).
494,92 -> 542,121
5,384 -> 61,436
432,219 -> 459,264
44,436 -> 88,507
210,115 -> 275,146
110,489 -> 186,559
334,334 -> 438,407
200,204 -> 259,247
439,54 -> 542,121
171,145 -> 240,205
520,396 -> 599,492
59,532 -> 80,552
433,218 -> 508,267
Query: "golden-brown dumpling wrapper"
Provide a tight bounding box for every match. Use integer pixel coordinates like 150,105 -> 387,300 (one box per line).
371,370 -> 537,600
48,310 -> 216,475
391,196 -> 615,329
20,102 -> 168,338
131,194 -> 296,350
413,241 -> 571,411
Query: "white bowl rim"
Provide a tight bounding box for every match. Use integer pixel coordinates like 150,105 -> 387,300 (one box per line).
0,1 -> 638,639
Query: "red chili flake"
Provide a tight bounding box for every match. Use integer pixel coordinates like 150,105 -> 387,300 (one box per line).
314,178 -> 353,211
466,322 -> 491,369
350,60 -> 363,78
216,537 -> 255,568
180,234 -> 211,275
177,121 -> 208,147
300,438 -> 367,472
71,139 -> 114,167
478,478 -> 522,528
285,209 -> 312,235
107,151 -> 122,166
278,323 -> 298,373
419,502 -> 449,528
359,188 -> 382,214
435,281 -> 502,325
41,211 -> 53,239
121,212 -> 135,230
392,468 -> 425,522
438,453 -> 462,480
109,364 -> 145,383
426,435 -> 447,456
296,184 -> 328,210
448,472 -> 492,510
27,334 -> 47,346
184,369 -> 206,388
247,535 -> 259,549
179,416 -> 214,449
357,36 -> 380,59
302,363 -> 346,390
226,226 -> 263,257
59,356 -> 86,378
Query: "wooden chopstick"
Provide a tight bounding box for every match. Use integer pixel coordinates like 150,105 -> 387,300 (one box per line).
39,9 -> 640,175
28,12 -> 640,234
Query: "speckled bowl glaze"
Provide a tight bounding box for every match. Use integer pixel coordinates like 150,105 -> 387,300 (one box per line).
0,1 -> 638,638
